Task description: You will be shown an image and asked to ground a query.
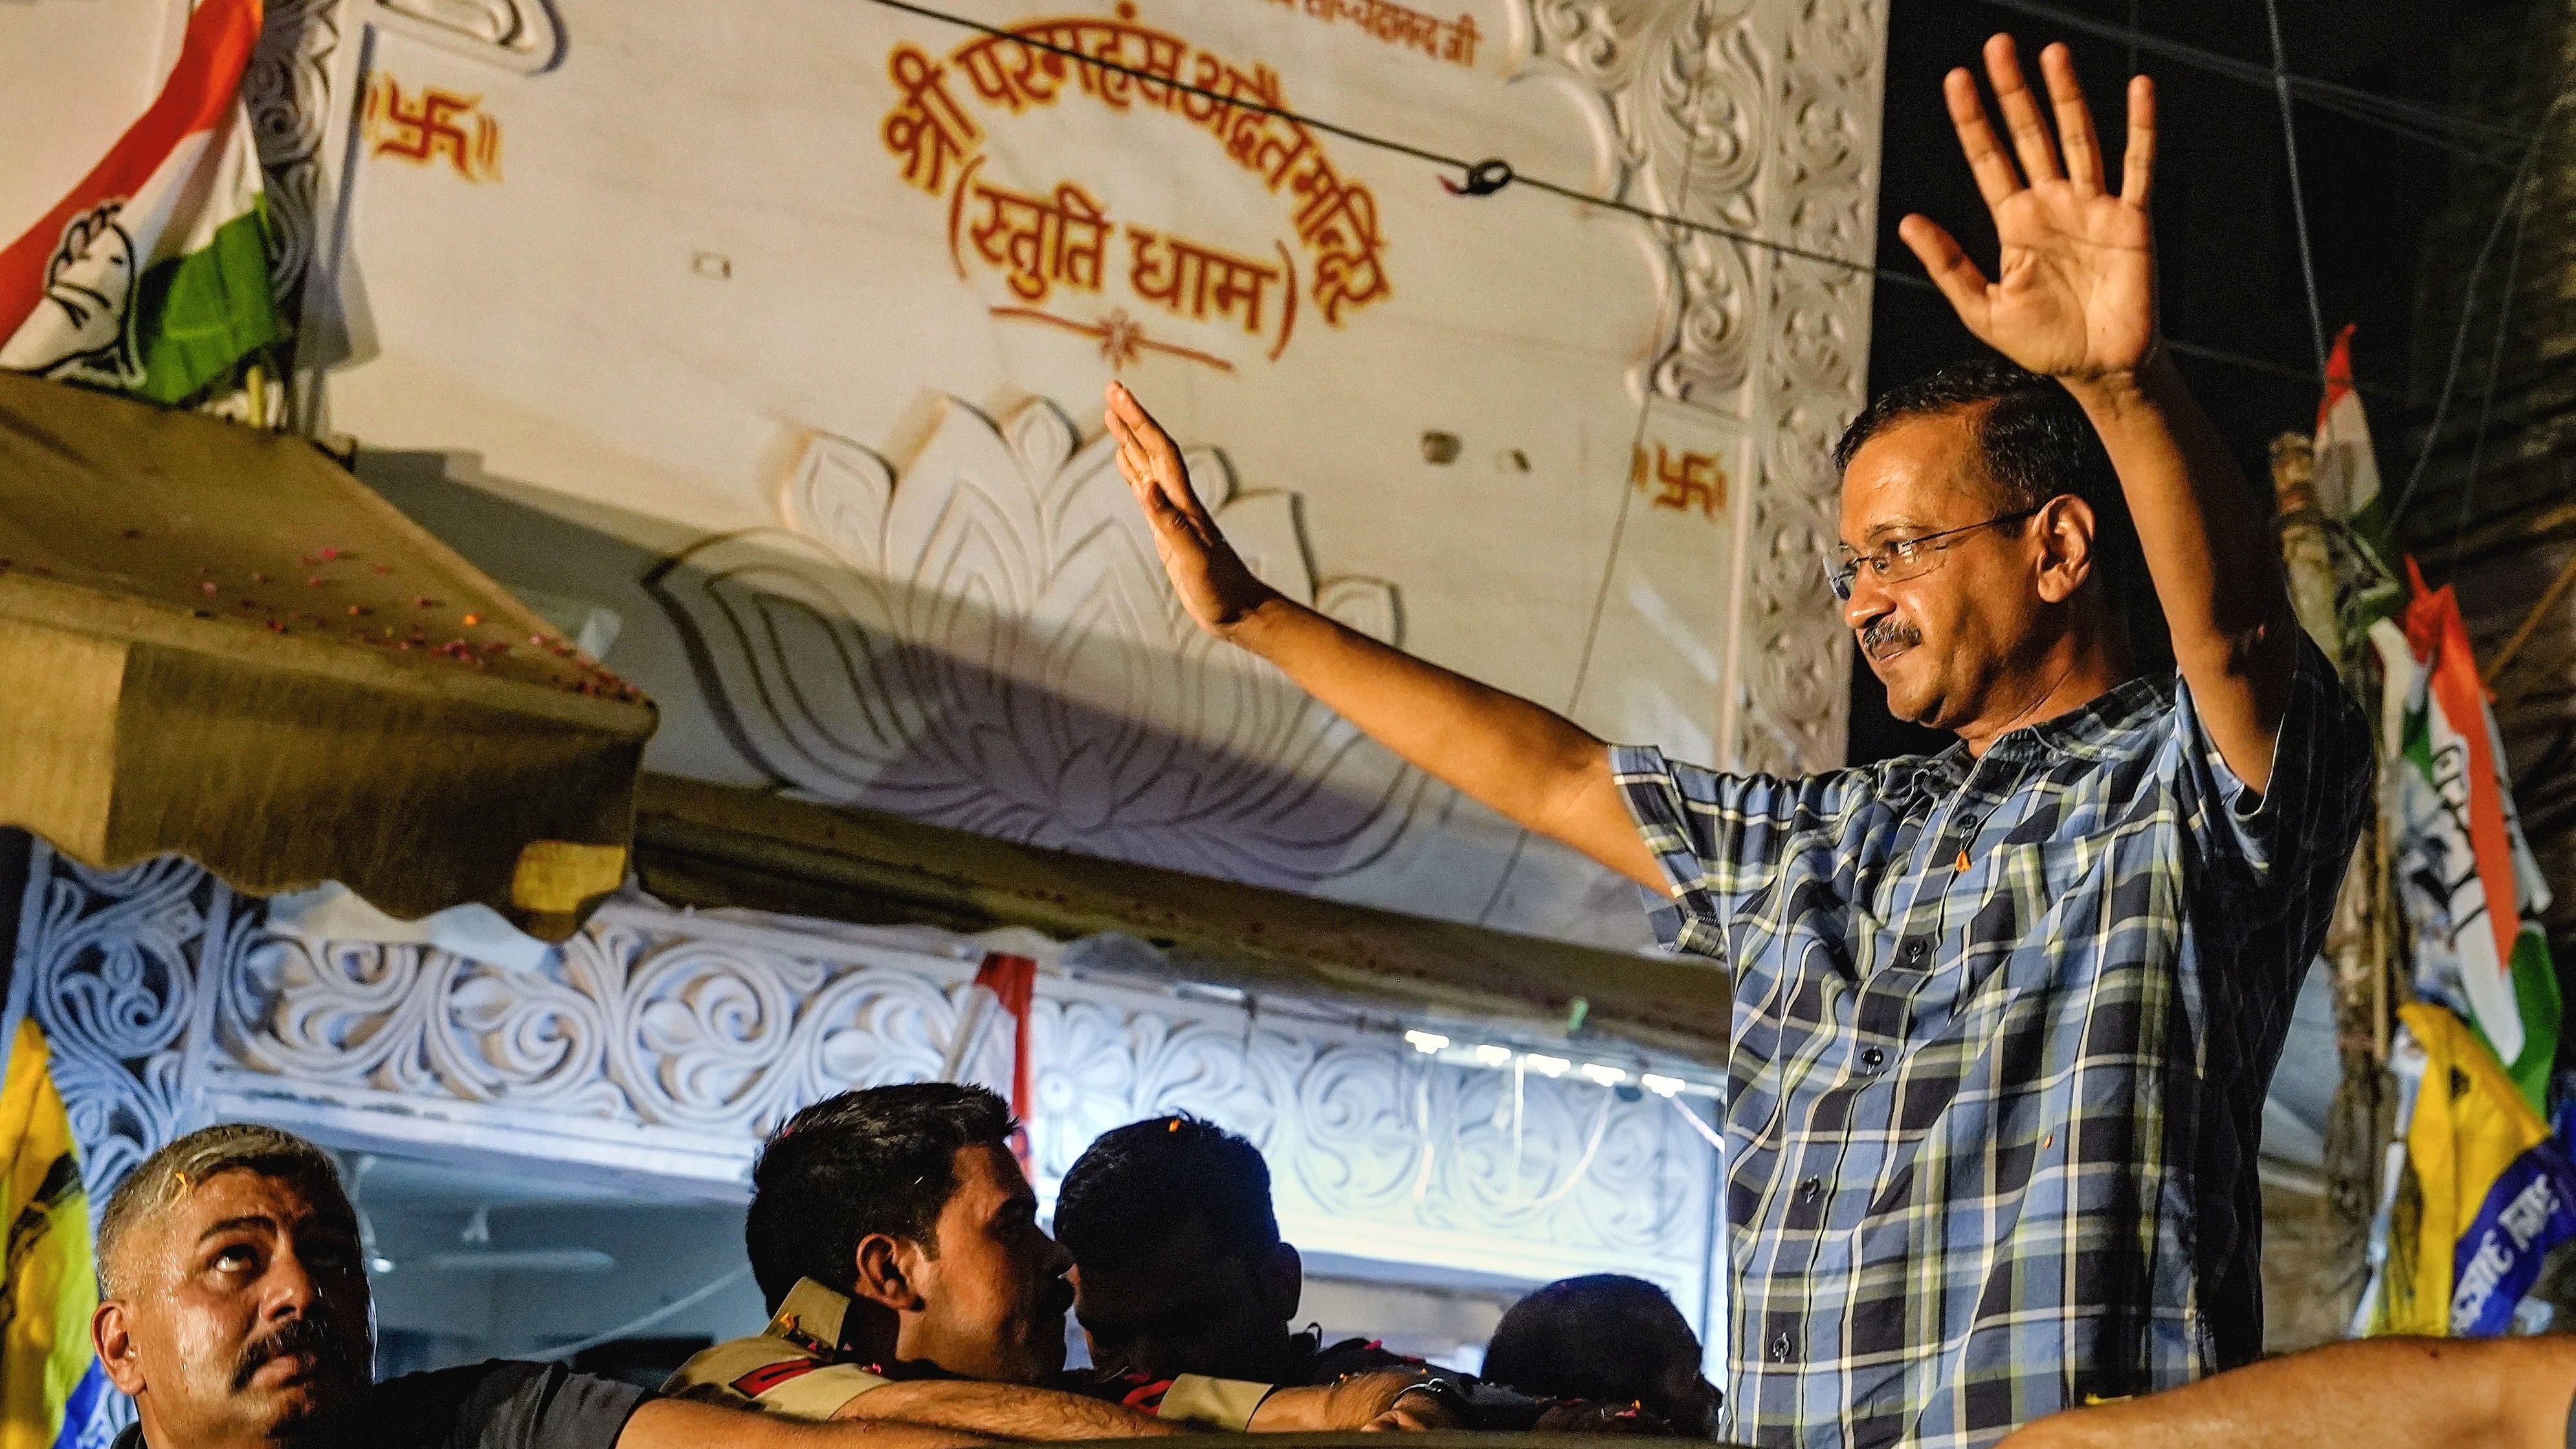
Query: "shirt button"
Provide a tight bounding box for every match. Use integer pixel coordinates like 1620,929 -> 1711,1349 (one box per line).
1860,1046 -> 1887,1070
1769,1331 -> 1793,1363
1902,938 -> 1927,963
1798,1175 -> 1821,1200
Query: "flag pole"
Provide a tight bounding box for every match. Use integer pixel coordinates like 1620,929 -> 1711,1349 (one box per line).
2481,543 -> 2576,687
2273,428 -> 2393,1331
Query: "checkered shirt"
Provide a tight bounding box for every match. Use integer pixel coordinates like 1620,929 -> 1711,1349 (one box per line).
1612,634 -> 2370,1449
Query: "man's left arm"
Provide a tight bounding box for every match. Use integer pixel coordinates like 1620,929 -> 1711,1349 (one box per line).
1900,34 -> 2296,791
2067,353 -> 2296,792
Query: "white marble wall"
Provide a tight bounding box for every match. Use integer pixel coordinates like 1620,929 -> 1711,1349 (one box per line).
232,0 -> 1876,947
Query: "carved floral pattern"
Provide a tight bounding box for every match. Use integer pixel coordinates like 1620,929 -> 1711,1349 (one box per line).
646,396 -> 1432,889
1516,0 -> 1882,775
15,847 -> 1715,1280
1521,0 -> 1768,408
1737,0 -> 1883,774
10,851 -> 239,1208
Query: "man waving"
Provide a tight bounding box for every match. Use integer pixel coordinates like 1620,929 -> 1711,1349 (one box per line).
1108,35 -> 2371,1449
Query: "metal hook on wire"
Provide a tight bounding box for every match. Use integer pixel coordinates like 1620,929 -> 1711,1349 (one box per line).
1442,159 -> 1515,197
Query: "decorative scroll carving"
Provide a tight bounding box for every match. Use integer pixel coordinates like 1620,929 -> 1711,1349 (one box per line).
10,849 -> 239,1209
243,0 -> 340,322
1021,997 -> 1705,1252
216,900 -> 1707,1261
1519,0 -> 1768,408
366,0 -> 563,73
225,924 -> 963,1132
1515,0 -> 1881,775
16,847 -> 1717,1300
645,395 -> 1433,890
1734,0 -> 1882,775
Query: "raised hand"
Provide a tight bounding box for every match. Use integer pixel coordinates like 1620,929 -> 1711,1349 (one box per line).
1898,36 -> 2158,381
1104,381 -> 1280,638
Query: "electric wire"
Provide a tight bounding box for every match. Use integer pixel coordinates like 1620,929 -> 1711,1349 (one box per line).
860,0 -> 2353,394
2390,87 -> 2576,526
539,1265 -> 755,1361
1472,0 -> 1721,927
1973,0 -> 2526,162
2261,0 -> 2329,376
2451,170 -> 2537,569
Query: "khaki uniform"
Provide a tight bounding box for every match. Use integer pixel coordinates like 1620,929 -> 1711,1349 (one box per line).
663,1278 -> 898,1419
662,1278 -> 1273,1430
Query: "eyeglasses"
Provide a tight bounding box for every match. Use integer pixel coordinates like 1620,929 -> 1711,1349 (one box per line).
1823,505 -> 2044,602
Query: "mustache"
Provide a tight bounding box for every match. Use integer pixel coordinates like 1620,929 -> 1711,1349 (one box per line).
1860,616 -> 1922,656
232,1313 -> 362,1392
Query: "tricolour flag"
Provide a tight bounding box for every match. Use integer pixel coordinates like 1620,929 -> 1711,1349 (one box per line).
2313,324 -> 2403,634
2370,562 -> 2564,1112
2362,1004 -> 2576,1338
0,0 -> 279,404
0,1021 -> 108,1449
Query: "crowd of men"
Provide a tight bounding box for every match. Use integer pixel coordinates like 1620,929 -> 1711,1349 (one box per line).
98,1097 -> 1726,1449
91,1100 -> 2576,1449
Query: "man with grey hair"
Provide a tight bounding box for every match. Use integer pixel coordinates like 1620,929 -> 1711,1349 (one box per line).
91,1122 -> 985,1449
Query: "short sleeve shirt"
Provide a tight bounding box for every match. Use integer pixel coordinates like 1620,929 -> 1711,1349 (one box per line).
113,1361 -> 652,1449
1612,636 -> 2371,1449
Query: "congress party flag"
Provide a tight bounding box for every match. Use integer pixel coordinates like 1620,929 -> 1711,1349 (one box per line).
0,1022 -> 108,1449
2363,1005 -> 2576,1338
2369,562 -> 2564,1112
0,0 -> 280,404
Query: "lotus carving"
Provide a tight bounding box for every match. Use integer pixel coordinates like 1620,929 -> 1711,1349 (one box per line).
648,395 -> 1428,888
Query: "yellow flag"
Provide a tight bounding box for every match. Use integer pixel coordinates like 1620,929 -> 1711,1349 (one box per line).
2368,1004 -> 2555,1336
0,1021 -> 106,1449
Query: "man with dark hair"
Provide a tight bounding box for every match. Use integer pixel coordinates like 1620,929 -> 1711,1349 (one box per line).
1107,33 -> 2374,1448
672,1087 -> 1441,1436
91,1122 -> 978,1449
1053,1116 -> 1649,1437
1053,1114 -> 1405,1388
737,1083 -> 1058,1386
1481,1277 -> 1718,1439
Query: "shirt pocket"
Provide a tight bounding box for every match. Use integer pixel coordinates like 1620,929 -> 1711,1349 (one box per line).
1972,819 -> 2157,993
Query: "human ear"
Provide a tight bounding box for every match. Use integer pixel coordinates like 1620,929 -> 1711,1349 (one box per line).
93,1301 -> 146,1395
1253,1242 -> 1302,1323
851,1233 -> 929,1314
2033,494 -> 2097,604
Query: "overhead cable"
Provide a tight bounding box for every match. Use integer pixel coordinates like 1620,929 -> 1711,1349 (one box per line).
2450,175 -> 2537,566
1974,0 -> 2527,162
2392,88 -> 2576,525
2261,0 -> 2329,377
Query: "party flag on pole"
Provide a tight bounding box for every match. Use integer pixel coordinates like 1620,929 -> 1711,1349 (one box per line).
2362,1004 -> 2576,1337
0,1021 -> 108,1449
2370,564 -> 2563,1113
0,0 -> 278,403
